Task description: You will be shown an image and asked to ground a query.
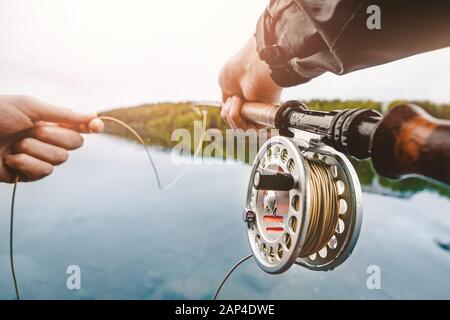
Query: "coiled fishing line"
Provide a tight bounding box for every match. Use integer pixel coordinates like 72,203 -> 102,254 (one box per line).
7,110 -> 207,300
298,158 -> 340,257
213,159 -> 340,299
244,135 -> 363,274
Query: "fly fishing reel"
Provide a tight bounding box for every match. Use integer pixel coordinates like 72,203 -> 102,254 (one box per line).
244,133 -> 362,274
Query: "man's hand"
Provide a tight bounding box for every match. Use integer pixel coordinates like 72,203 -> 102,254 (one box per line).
219,36 -> 282,130
0,95 -> 104,183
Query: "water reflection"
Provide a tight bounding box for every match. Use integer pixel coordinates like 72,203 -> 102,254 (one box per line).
351,159 -> 450,199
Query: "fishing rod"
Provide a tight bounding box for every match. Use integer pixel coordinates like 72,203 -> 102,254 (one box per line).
241,101 -> 450,185
233,101 -> 450,276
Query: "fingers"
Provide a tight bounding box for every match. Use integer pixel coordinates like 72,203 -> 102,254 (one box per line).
14,96 -> 104,133
4,153 -> 54,182
29,125 -> 84,150
16,95 -> 97,125
13,138 -> 69,165
220,97 -> 233,128
60,117 -> 105,133
3,125 -> 84,182
228,96 -> 251,130
88,118 -> 104,133
221,96 -> 259,131
218,37 -> 283,132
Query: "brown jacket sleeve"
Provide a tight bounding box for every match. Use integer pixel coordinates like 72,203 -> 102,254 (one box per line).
255,0 -> 450,87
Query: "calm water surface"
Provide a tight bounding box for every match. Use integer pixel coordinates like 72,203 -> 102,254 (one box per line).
0,135 -> 449,299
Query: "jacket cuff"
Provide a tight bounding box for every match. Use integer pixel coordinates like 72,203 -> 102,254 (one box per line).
255,8 -> 309,87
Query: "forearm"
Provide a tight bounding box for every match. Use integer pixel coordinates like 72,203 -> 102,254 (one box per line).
255,0 -> 450,87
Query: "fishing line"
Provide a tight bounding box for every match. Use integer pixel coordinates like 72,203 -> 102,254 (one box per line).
7,110 -> 207,300
298,158 -> 340,257
212,254 -> 253,300
98,110 -> 207,190
10,177 -> 20,300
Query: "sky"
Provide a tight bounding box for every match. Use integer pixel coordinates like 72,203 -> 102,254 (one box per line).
0,0 -> 449,113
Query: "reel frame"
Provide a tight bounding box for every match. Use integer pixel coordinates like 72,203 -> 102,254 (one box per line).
244,132 -> 363,274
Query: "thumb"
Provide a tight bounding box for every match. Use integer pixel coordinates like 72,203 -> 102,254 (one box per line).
18,96 -> 96,125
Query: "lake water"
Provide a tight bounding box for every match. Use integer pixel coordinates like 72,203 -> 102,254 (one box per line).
0,134 -> 450,300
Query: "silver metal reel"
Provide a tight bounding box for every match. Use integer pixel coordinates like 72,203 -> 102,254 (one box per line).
244,134 -> 363,274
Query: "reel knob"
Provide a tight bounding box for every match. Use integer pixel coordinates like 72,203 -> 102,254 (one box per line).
245,135 -> 363,274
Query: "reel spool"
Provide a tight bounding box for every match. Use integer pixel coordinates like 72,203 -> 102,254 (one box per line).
244,134 -> 362,274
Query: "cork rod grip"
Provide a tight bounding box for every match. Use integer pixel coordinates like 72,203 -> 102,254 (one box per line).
240,102 -> 280,128
371,104 -> 450,185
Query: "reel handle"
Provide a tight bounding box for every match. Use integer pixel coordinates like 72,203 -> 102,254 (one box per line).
371,104 -> 450,185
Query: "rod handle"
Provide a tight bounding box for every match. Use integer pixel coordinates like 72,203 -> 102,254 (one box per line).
240,102 -> 280,128
371,103 -> 450,185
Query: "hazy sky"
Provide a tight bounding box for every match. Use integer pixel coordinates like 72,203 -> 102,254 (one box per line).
1,0 -> 449,113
